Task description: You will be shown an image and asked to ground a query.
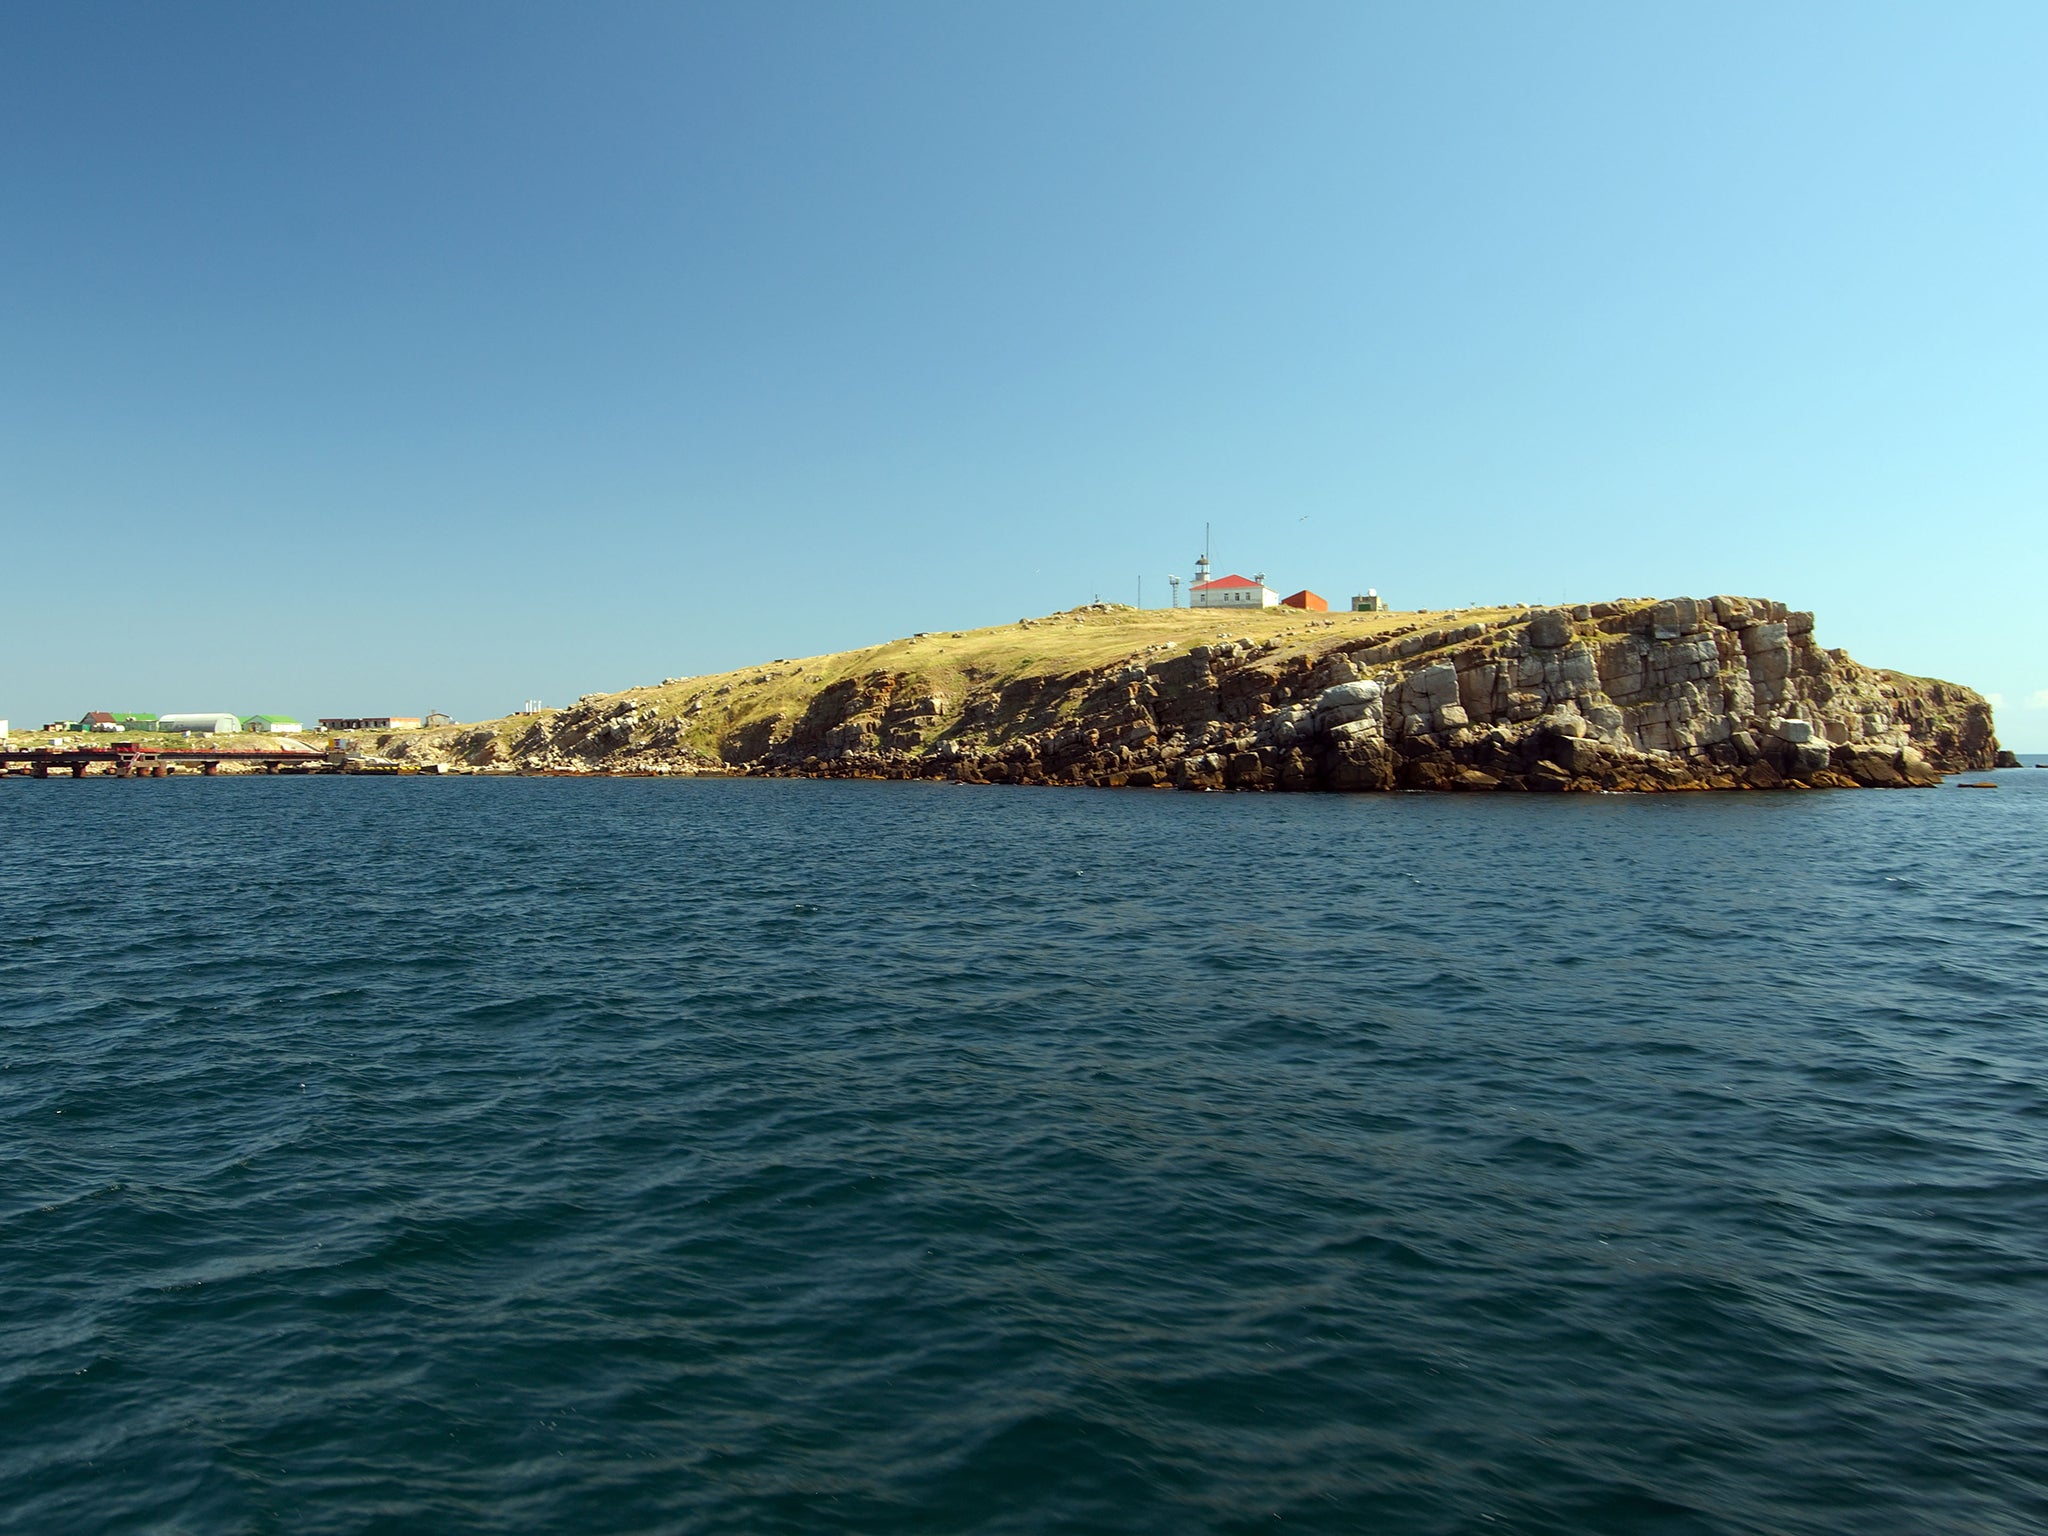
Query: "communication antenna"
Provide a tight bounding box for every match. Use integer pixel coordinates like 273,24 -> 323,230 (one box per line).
1137,576 -> 1143,609
1167,574 -> 1181,608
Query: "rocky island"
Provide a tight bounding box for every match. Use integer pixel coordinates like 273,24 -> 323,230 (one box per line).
358,595 -> 1999,792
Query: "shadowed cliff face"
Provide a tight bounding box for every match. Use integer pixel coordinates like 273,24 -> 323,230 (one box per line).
413,597 -> 1999,791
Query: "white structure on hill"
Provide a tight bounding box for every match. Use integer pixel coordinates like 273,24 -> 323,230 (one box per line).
159,712 -> 242,735
1190,574 -> 1278,609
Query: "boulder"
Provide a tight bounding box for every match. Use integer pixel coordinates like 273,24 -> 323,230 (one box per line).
1315,680 -> 1381,712
1314,653 -> 1365,687
1320,702 -> 1380,730
1832,745 -> 1904,788
1225,751 -> 1268,789
1743,759 -> 1784,789
1405,663 -> 1461,713
1552,736 -> 1604,776
1650,597 -> 1704,640
1400,759 -> 1456,792
1527,610 -> 1572,649
1897,747 -> 1942,788
1325,737 -> 1397,792
1789,740 -> 1833,779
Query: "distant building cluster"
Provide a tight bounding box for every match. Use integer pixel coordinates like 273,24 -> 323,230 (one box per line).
1178,551 -> 1386,614
65,711 -> 302,735
46,710 -> 426,736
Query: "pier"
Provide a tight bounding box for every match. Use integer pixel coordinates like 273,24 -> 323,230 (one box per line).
0,743 -> 330,778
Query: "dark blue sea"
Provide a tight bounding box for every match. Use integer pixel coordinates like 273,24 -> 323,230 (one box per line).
5,772 -> 2046,1535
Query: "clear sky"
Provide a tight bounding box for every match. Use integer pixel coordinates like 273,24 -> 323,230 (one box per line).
4,2 -> 2043,744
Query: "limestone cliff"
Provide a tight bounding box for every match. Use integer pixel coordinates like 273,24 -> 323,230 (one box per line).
392,597 -> 1999,791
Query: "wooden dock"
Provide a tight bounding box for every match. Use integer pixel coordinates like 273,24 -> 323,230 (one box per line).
0,743 -> 331,777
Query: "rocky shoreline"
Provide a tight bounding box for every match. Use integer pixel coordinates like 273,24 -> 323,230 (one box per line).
381,596 -> 1999,793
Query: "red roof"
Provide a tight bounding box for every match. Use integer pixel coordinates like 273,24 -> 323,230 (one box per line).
1190,574 -> 1262,591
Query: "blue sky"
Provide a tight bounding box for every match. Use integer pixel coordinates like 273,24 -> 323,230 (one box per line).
4,2 -> 2043,743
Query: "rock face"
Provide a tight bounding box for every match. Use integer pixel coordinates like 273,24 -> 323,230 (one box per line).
419,597 -> 2002,792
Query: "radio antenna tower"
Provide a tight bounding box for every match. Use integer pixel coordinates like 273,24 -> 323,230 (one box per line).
1167,574 -> 1181,608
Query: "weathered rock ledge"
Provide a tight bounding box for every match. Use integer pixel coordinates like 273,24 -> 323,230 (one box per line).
395,597 -> 2000,792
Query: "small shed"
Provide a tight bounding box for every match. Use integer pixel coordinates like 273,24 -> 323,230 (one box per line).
1280,590 -> 1328,612
243,715 -> 304,734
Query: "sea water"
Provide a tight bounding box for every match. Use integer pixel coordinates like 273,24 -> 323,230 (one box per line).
3,773 -> 2045,1534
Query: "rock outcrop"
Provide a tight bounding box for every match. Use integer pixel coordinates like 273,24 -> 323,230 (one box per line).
402,598 -> 2001,792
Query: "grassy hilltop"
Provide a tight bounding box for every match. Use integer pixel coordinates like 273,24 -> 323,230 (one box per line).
447,600 -> 1521,765
404,593 -> 1997,790
21,598 -> 1976,790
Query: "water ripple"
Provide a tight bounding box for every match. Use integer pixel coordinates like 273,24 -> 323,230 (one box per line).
3,772 -> 2046,1533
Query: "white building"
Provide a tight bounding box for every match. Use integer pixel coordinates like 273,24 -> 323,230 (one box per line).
158,712 -> 242,735
1190,574 -> 1278,609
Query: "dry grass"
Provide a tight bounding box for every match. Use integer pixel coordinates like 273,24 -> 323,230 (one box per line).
460,601 -> 1541,758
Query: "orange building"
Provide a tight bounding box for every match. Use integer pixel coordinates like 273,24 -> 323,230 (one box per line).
1279,589 -> 1328,612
